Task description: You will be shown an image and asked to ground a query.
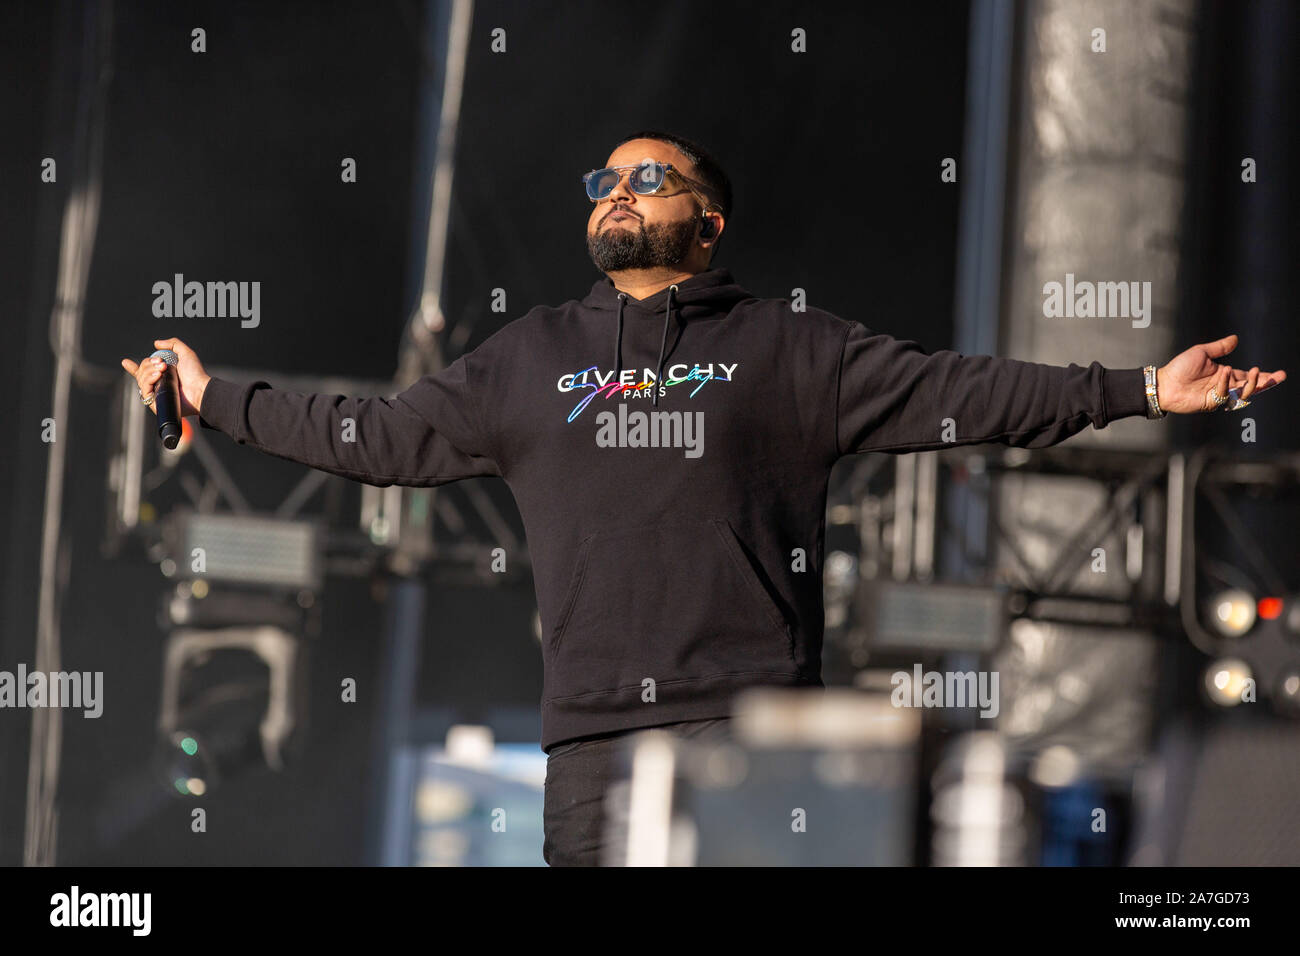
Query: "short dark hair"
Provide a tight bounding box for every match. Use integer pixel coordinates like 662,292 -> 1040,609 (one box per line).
614,129 -> 733,223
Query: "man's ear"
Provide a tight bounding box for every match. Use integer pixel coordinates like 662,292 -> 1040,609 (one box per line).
699,211 -> 723,241
700,214 -> 725,263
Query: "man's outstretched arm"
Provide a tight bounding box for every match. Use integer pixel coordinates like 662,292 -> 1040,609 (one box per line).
834,325 -> 1287,457
122,337 -> 500,487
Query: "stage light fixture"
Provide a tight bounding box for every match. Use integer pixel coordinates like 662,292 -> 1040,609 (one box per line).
1276,670 -> 1300,715
1204,658 -> 1253,707
1257,597 -> 1283,621
1207,589 -> 1256,639
1286,600 -> 1300,636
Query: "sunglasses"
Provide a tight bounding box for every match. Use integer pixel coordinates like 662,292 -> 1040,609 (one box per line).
582,160 -> 717,210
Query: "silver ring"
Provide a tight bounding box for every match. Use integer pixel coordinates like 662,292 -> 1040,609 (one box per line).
141,392 -> 155,407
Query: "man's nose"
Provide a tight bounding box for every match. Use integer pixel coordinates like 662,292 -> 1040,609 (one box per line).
605,172 -> 637,204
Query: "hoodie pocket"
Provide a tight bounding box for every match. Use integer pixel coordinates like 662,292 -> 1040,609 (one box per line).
546,517 -> 798,700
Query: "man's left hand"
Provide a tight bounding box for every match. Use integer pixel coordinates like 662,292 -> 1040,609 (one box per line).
1157,334 -> 1287,414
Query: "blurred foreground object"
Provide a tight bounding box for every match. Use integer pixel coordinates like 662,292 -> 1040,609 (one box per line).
603,689 -> 919,866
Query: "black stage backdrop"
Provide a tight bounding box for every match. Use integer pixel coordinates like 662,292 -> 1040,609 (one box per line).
1,0 -> 1294,865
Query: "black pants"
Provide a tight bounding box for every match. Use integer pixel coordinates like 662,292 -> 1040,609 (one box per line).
542,717 -> 734,866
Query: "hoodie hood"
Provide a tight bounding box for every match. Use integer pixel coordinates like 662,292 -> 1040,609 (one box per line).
581,268 -> 754,406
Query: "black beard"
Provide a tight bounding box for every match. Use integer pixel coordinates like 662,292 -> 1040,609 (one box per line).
586,215 -> 697,273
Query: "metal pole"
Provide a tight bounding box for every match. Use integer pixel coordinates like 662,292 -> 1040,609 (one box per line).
24,0 -> 114,867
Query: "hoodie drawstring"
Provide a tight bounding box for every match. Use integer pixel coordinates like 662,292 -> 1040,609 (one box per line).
613,285 -> 676,408
653,285 -> 676,407
614,292 -> 627,377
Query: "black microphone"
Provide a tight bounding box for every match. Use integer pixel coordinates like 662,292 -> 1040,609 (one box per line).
151,348 -> 183,449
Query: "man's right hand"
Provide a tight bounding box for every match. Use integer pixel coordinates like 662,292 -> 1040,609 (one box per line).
120,337 -> 211,418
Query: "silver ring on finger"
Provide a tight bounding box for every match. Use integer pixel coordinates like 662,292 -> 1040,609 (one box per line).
1223,387 -> 1249,412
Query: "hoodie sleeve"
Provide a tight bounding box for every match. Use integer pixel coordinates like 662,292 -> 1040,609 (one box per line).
834,322 -> 1150,456
196,352 -> 500,486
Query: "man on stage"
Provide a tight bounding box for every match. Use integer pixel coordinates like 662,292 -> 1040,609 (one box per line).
123,130 -> 1286,865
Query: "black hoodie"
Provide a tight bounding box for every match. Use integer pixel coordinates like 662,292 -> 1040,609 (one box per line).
197,267 -> 1151,751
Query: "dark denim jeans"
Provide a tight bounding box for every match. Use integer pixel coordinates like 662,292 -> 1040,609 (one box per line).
542,717 -> 734,866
